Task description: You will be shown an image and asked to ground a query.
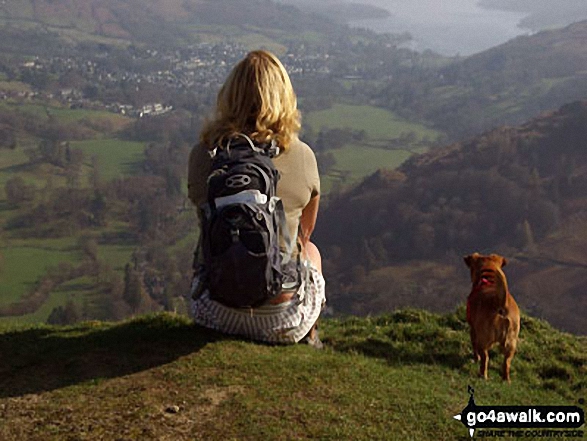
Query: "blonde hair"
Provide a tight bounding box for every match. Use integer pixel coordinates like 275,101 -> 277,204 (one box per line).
200,50 -> 301,151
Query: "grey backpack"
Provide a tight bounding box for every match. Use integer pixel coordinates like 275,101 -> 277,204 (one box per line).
194,134 -> 299,308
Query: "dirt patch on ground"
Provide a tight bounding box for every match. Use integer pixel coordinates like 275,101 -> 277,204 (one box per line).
0,361 -> 246,441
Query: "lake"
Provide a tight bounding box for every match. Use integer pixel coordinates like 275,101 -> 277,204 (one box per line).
349,0 -> 530,56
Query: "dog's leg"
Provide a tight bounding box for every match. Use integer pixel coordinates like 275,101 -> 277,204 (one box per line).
501,341 -> 516,383
479,349 -> 489,379
470,328 -> 480,362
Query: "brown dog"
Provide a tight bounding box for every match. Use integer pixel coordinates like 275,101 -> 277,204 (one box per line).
464,253 -> 520,382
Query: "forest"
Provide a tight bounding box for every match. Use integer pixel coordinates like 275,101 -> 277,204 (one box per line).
316,101 -> 587,334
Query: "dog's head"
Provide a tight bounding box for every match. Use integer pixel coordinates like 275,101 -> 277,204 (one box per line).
464,252 -> 507,287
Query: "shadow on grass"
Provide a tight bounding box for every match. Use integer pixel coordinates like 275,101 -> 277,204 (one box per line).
99,230 -> 139,246
0,201 -> 16,212
0,314 -> 222,398
326,335 -> 471,370
323,309 -> 472,370
121,160 -> 144,175
0,162 -> 35,174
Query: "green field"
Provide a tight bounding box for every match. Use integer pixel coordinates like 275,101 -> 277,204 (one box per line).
0,147 -> 31,189
321,143 -> 413,193
70,138 -> 146,180
0,234 -> 136,323
304,104 -> 443,191
331,143 -> 413,178
0,277 -> 89,325
49,107 -> 127,124
304,103 -> 441,141
0,121 -> 144,322
0,81 -> 32,93
0,240 -> 78,307
0,102 -> 131,130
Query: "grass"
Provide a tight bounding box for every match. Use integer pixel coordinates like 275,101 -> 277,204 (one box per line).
0,277 -> 90,325
0,122 -> 145,322
0,145 -> 29,167
304,104 -> 444,192
0,0 -> 35,19
0,102 -> 131,131
235,33 -> 287,55
0,230 -> 137,322
0,136 -> 145,318
0,242 -> 79,307
304,103 -> 441,141
49,106 -> 129,126
330,143 -> 413,180
49,24 -> 131,47
0,81 -> 32,93
321,144 -> 413,193
2,102 -> 50,119
69,138 -> 146,180
0,310 -> 584,440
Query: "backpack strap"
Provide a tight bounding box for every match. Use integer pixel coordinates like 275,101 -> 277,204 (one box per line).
274,198 -> 293,265
210,134 -> 281,158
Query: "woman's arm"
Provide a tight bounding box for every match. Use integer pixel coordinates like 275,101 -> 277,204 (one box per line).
299,194 -> 320,248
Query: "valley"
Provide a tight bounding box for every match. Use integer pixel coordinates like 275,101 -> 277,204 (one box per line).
0,0 -> 586,336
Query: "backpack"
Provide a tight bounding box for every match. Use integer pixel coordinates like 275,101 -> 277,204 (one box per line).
194,134 -> 300,308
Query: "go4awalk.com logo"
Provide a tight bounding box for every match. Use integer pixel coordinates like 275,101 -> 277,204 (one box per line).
453,386 -> 585,438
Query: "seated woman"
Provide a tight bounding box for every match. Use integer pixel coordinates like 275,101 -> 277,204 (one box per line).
187,50 -> 325,347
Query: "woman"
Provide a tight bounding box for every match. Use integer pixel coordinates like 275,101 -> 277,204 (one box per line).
187,50 -> 325,346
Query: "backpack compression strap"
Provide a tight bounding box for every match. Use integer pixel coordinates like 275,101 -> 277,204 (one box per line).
208,134 -> 281,158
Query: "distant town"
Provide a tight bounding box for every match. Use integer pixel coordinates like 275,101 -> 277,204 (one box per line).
3,42 -> 333,117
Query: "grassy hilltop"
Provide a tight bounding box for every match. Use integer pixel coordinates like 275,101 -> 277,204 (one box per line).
1,309 -> 585,440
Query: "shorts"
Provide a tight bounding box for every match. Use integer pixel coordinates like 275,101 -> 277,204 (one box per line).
189,261 -> 325,344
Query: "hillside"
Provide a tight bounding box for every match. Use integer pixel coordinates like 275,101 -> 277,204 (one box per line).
479,0 -> 587,31
0,0 -> 339,48
2,0 -> 587,335
316,100 -> 587,335
376,20 -> 587,139
0,311 -> 585,440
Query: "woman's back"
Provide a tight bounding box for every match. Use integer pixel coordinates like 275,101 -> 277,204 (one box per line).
188,50 -> 325,346
188,136 -> 319,247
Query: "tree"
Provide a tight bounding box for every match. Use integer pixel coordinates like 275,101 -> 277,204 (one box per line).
316,151 -> 336,174
90,191 -> 108,226
47,299 -> 81,325
518,219 -> 537,256
78,235 -> 99,262
0,125 -> 16,149
89,155 -> 102,190
4,176 -> 35,206
123,263 -> 150,313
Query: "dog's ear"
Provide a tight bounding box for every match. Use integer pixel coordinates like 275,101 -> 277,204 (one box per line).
489,253 -> 507,268
464,254 -> 475,267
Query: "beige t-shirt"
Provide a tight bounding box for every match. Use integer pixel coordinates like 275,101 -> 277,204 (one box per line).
187,136 -> 320,244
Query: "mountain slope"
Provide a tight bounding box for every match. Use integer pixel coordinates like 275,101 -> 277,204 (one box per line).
378,20 -> 587,139
0,0 -> 338,47
0,311 -> 585,440
317,100 -> 587,334
479,0 -> 587,31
